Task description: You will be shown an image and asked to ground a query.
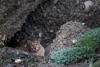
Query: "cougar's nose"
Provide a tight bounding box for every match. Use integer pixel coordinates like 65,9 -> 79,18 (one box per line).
33,48 -> 38,51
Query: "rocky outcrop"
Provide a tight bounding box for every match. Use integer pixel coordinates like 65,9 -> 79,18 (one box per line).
6,0 -> 100,52
0,0 -> 99,66
0,0 -> 42,45
51,21 -> 90,51
0,47 -> 38,67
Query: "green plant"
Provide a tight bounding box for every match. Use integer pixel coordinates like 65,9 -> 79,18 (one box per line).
51,47 -> 97,65
84,28 -> 100,43
30,60 -> 37,64
3,59 -> 11,65
93,61 -> 100,67
75,37 -> 99,50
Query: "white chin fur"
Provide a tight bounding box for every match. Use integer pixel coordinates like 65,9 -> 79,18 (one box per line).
33,48 -> 39,51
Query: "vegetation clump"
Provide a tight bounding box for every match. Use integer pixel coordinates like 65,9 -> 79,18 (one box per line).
51,47 -> 97,65
84,28 -> 100,43
93,61 -> 100,67
3,59 -> 11,65
30,60 -> 37,64
75,37 -> 99,50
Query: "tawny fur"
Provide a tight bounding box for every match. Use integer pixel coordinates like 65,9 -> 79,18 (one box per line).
15,47 -> 31,53
16,40 -> 45,56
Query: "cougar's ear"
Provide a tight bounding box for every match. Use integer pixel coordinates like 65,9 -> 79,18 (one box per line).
27,40 -> 32,45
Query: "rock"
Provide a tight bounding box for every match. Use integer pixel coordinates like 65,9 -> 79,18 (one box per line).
15,59 -> 23,63
0,47 -> 39,67
0,0 -> 42,43
54,0 -> 59,4
51,21 -> 90,51
84,1 -> 95,13
71,39 -> 77,44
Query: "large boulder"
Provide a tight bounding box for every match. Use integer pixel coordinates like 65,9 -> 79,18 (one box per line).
51,21 -> 90,51
0,0 -> 42,44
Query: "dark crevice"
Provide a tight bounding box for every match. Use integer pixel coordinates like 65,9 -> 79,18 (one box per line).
6,0 -> 58,53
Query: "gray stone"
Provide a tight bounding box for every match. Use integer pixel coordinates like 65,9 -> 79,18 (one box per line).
0,0 -> 42,43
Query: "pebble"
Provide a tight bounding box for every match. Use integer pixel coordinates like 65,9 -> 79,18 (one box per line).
15,59 -> 23,63
84,1 -> 95,13
72,39 -> 77,44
